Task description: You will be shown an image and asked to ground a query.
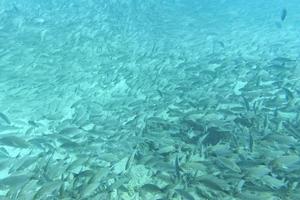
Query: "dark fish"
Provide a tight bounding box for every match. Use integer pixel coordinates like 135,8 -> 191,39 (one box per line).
175,189 -> 195,200
281,8 -> 287,21
217,41 -> 225,48
141,184 -> 163,193
175,155 -> 182,181
283,87 -> 294,102
0,112 -> 11,125
249,132 -> 254,153
241,96 -> 250,112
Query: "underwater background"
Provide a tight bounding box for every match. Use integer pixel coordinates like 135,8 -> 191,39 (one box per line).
0,0 -> 300,199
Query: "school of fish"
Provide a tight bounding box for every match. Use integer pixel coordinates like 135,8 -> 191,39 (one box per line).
0,0 -> 299,199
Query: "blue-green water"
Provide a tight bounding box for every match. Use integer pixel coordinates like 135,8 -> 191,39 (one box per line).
0,0 -> 299,199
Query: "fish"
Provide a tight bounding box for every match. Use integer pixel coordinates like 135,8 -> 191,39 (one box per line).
33,180 -> 63,200
249,132 -> 254,153
270,155 -> 300,171
217,157 -> 241,173
0,147 -> 9,158
175,189 -> 195,200
157,145 -> 176,155
1,2 -> 300,198
281,8 -> 287,21
0,159 -> 10,170
175,155 -> 182,181
236,179 -> 245,193
245,165 -> 271,179
241,96 -> 250,112
262,134 -> 297,146
283,87 -> 294,102
58,127 -> 83,135
140,184 -> 164,194
107,175 -> 130,191
0,112 -> 11,125
237,191 -> 279,200
0,135 -> 30,148
125,147 -> 137,171
0,174 -> 30,188
261,175 -> 286,189
197,175 -> 231,192
9,156 -> 38,173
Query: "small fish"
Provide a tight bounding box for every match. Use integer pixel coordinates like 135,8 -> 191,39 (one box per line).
271,155 -> 300,171
246,165 -> 271,179
58,127 -> 82,135
157,145 -> 176,155
0,174 -> 30,187
283,87 -> 294,102
0,159 -> 10,170
241,96 -> 250,112
108,176 -> 129,191
0,112 -> 11,125
9,156 -> 37,173
157,89 -> 163,98
281,8 -> 287,21
175,189 -> 195,200
261,175 -> 286,189
249,132 -> 254,153
197,175 -> 231,192
125,147 -> 137,171
217,157 -> 241,173
217,41 -> 225,48
28,120 -> 39,127
236,179 -> 245,193
0,136 -> 29,148
141,184 -> 163,193
33,180 -> 63,200
175,155 -> 182,181
263,114 -> 269,130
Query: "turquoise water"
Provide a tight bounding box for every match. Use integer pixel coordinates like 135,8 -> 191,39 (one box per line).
0,0 -> 300,199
